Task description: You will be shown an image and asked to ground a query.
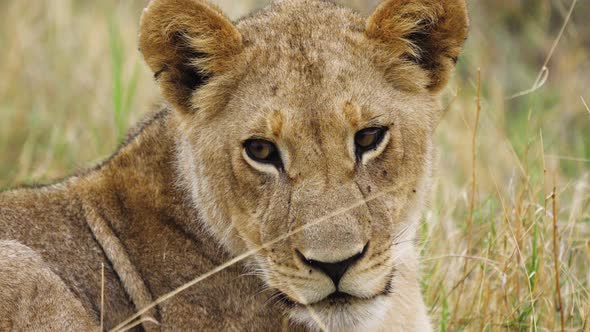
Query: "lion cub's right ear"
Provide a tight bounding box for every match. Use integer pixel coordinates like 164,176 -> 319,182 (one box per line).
139,0 -> 243,112
366,0 -> 468,93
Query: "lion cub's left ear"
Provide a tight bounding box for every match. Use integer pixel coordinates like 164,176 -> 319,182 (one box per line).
366,0 -> 469,93
139,0 -> 243,112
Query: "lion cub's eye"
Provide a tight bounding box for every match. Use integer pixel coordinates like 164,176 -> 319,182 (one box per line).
354,127 -> 388,158
244,139 -> 283,169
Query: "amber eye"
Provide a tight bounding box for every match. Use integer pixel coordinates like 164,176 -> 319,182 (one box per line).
244,139 -> 283,169
354,127 -> 388,158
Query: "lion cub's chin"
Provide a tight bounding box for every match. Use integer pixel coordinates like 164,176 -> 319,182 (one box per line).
289,295 -> 393,332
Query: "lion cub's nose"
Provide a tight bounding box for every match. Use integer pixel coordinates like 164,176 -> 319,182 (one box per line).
297,244 -> 368,286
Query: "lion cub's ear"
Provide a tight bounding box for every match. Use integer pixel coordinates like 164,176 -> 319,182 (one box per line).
139,0 -> 243,112
366,0 -> 469,93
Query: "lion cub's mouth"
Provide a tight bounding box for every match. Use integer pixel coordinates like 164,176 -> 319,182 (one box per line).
276,269 -> 395,309
326,291 -> 354,302
278,289 -> 385,308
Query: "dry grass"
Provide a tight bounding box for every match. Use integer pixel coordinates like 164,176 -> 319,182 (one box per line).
1,0 -> 589,331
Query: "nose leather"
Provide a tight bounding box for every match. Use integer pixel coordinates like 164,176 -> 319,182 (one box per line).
298,244 -> 367,286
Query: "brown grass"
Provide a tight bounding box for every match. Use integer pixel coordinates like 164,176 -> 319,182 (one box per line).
450,68 -> 482,330
552,175 -> 565,332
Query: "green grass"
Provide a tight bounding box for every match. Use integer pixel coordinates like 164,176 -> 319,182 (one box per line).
108,16 -> 141,141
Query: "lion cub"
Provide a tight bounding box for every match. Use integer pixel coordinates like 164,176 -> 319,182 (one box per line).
0,0 -> 468,330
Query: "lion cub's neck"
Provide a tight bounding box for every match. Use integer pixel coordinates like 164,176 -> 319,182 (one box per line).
72,109 -> 285,328
83,109 -> 194,233
78,109 -> 231,293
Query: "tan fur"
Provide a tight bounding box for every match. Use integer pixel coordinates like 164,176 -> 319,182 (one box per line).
0,0 -> 468,330
367,0 -> 469,92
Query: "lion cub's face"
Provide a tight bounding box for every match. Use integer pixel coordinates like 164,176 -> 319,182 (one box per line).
140,0 -> 467,329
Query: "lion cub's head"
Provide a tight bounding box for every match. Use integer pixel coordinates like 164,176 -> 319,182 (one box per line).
140,0 -> 467,329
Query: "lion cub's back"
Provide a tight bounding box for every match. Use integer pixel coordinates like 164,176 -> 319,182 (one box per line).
0,185 -> 136,328
0,185 -> 97,268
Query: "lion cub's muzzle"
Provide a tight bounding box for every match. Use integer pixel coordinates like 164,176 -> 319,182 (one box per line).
277,237 -> 396,306
271,184 -> 396,306
296,242 -> 368,289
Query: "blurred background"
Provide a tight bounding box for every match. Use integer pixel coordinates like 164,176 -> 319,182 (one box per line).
0,0 -> 589,330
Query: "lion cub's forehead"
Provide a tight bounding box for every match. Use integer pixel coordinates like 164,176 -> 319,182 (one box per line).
237,0 -> 365,32
229,1 -> 390,125
237,0 -> 367,59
